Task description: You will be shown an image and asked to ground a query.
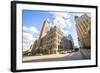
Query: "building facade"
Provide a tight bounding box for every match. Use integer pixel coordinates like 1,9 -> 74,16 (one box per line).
31,19 -> 74,54
75,14 -> 91,49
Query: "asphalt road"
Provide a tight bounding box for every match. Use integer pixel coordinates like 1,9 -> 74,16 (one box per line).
23,51 -> 90,63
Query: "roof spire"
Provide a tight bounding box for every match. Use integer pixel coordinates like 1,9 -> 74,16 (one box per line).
45,18 -> 50,22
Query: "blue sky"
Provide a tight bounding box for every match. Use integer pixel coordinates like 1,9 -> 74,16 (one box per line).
22,10 -> 85,51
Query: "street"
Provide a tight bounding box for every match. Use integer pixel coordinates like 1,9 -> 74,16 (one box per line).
23,51 -> 91,63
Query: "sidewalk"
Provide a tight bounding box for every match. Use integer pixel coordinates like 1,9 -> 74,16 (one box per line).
23,53 -> 70,62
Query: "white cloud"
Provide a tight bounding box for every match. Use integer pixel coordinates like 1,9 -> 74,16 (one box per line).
23,26 -> 39,34
61,29 -> 69,36
49,12 -> 72,35
74,13 -> 84,17
23,26 -> 39,51
49,12 -> 70,19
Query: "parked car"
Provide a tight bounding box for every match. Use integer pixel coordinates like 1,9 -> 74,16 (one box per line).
36,53 -> 43,56
74,48 -> 79,52
67,50 -> 72,53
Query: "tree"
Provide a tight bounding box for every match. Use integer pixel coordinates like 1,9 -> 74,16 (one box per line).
58,48 -> 65,54
36,45 -> 50,55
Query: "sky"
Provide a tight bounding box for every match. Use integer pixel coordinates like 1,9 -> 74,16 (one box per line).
22,10 -> 86,51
